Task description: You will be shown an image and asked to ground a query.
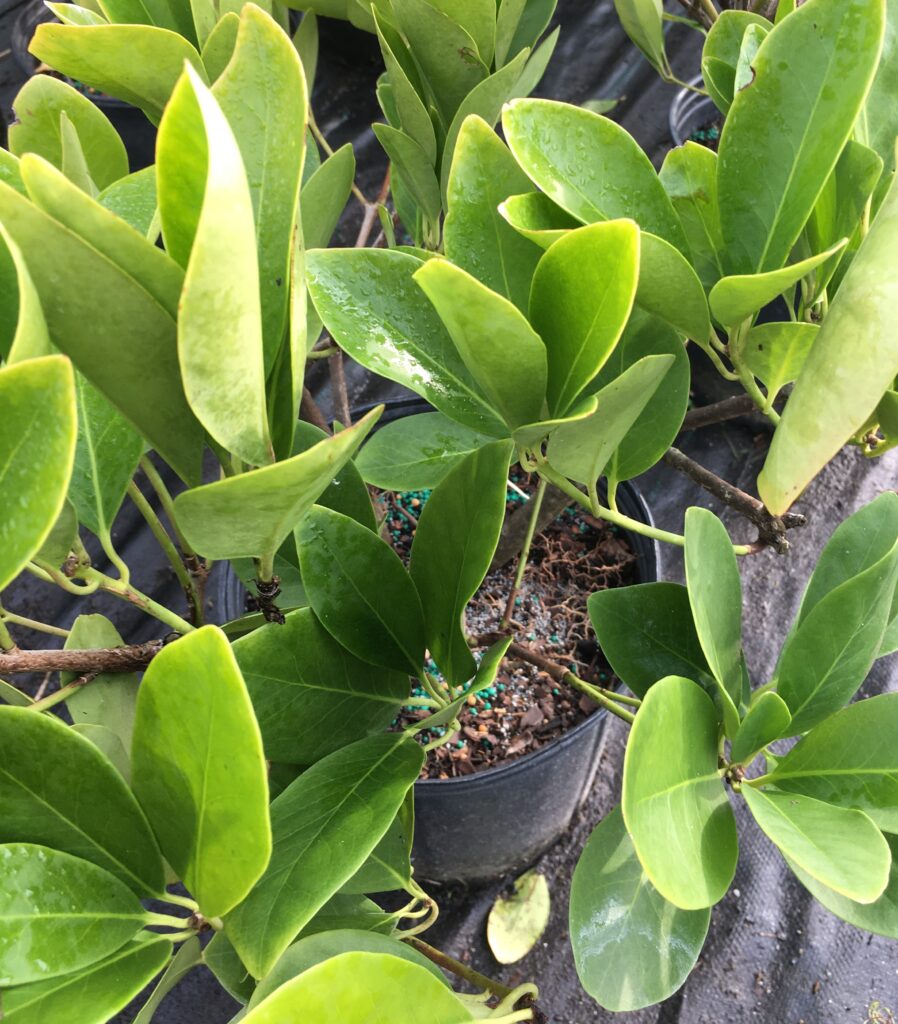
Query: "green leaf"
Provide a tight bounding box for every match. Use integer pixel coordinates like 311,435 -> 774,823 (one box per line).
69,374 -> 143,539
658,142 -> 724,292
132,936 -> 201,1024
8,76 -> 127,191
549,355 -> 674,486
301,144 -> 355,250
864,0 -> 898,173
636,232 -> 710,343
587,309 -> 690,484
390,0 -> 488,124
622,676 -> 737,909
0,844 -> 147,986
0,936 -> 170,1024
57,112 -> 98,197
785,832 -> 898,939
226,734 -> 424,978
355,412 -> 492,491
307,249 -> 505,437
766,692 -> 898,833
374,123 -> 442,230
160,67 -> 271,466
341,790 -> 415,895
510,394 -> 598,453
63,615 -> 138,755
530,220 -> 640,415
201,12 -> 241,80
298,505 -> 426,674
29,23 -> 206,121
684,507 -> 743,710
132,626 -> 270,917
700,10 -> 769,115
0,225 -> 51,364
295,892 -> 396,939
495,0 -> 528,66
213,4 -> 308,370
292,421 -> 376,530
372,11 -> 436,161
759,159 -> 898,514
205,931 -> 256,1004
173,408 -> 380,560
487,869 -> 550,964
741,786 -> 890,903
717,0 -> 885,274
507,0 -> 557,57
412,636 -> 512,732
502,98 -> 687,252
588,582 -> 711,699
0,356 -> 76,591
443,115 -> 541,313
730,692 -> 791,764
409,440 -> 513,685
709,240 -> 847,327
498,190 -> 580,249
570,806 -> 710,1012
428,0 -> 496,65
239,951 -> 474,1023
98,167 -> 159,237
71,725 -> 131,783
613,0 -> 666,73
0,184 -> 203,485
774,518 -> 898,733
736,322 -> 817,402
244,930 -> 445,1014
414,259 -> 547,430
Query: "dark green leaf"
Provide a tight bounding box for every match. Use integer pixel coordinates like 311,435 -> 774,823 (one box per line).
636,231 -> 710,343
700,10 -> 769,114
730,692 -> 791,764
205,931 -> 256,1004
132,936 -> 201,1024
613,0 -> 666,73
373,124 -> 441,230
301,144 -> 355,250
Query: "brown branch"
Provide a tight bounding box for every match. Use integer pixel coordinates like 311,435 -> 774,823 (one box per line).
662,446 -> 806,553
680,392 -> 786,432
0,640 -> 163,676
300,387 -> 331,433
328,350 -> 352,428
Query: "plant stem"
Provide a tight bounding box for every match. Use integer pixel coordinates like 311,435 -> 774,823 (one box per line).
0,616 -> 17,651
328,350 -> 352,427
0,640 -> 162,676
29,560 -> 100,596
144,912 -> 193,931
0,608 -> 70,639
681,393 -> 785,432
80,568 -> 195,634
418,670 -> 450,707
405,938 -> 516,1000
698,0 -> 719,21
139,457 -> 195,558
164,892 -> 200,912
301,387 -> 331,432
98,530 -> 131,585
501,478 -> 546,628
27,674 -> 97,714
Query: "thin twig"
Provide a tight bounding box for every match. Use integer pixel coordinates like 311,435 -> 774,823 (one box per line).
328,350 -> 352,427
681,394 -> 785,432
301,387 -> 331,433
405,938 -> 515,999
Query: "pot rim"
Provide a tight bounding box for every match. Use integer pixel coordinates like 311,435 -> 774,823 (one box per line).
669,73 -> 717,147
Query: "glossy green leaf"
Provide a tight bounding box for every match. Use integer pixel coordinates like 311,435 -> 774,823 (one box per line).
213,5 -> 308,369
8,76 -> 127,191
587,309 -> 689,484
374,124 -> 441,229
774,520 -> 898,733
57,112 -> 97,196
173,408 -> 379,560
684,507 -> 743,710
613,0 -> 665,72
301,144 -> 355,250
709,241 -> 847,327
444,116 -> 541,313
507,0 -> 557,57
298,506 -> 426,673
785,832 -> 898,939
63,615 -> 138,756
736,322 -> 817,402
341,789 -> 415,895
495,0 -> 527,65
636,232 -> 710,343
409,440 -> 513,685
390,0 -> 488,123
701,11 -> 769,114
226,734 -> 424,978
307,249 -> 505,436
294,420 -> 375,528
742,786 -> 890,902
132,936 -> 201,1024
730,692 -> 791,764
204,931 -> 255,1004
0,356 -> 76,591
30,24 -> 205,121
414,259 -> 546,430
69,374 -> 143,539
132,627 -> 270,917
372,11 -> 435,159
498,190 -> 579,249
588,582 -> 711,699
34,500 -> 77,568
160,67 -> 271,466
0,226 -> 52,366
502,99 -> 687,252
0,185 -> 202,485
0,681 -> 31,708
767,693 -> 898,833
98,166 -> 158,237
658,142 -> 724,292
201,12 -> 241,80
0,844 -> 148,986
549,355 -> 674,486
570,806 -> 710,1012
759,155 -> 898,514
717,0 -> 885,274
245,929 -> 444,1014
295,892 -> 396,938
511,394 -> 598,452
355,412 -> 492,490
864,0 -> 898,173
45,3 -> 109,26
240,951 -> 473,1023
0,936 -> 170,1024
530,220 -> 640,415
0,707 -> 163,895
71,725 -> 131,783
487,869 -> 550,964
622,676 -> 738,909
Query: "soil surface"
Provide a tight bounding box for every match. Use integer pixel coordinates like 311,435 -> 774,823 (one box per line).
381,475 -> 637,779
689,114 -> 723,152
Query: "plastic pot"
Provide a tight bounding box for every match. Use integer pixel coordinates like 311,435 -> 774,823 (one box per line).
217,399 -> 660,883
669,74 -> 718,147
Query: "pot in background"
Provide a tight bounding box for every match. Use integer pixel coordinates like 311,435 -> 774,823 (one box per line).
669,74 -> 718,147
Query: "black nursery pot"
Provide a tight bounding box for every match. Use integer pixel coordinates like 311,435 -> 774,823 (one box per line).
669,75 -> 718,148
219,399 -> 660,884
